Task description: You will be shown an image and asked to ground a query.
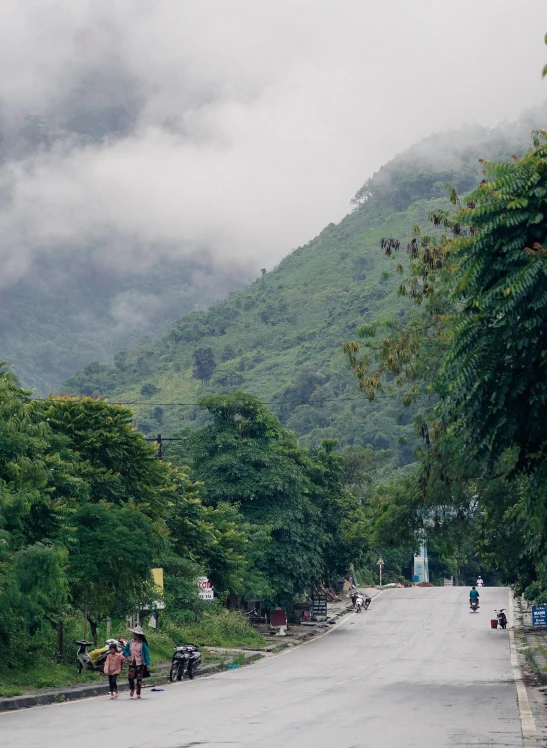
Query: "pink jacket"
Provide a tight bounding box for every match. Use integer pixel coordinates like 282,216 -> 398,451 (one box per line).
103,651 -> 125,675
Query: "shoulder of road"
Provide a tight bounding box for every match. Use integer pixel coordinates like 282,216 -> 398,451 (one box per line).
515,596 -> 547,685
0,588 -> 380,713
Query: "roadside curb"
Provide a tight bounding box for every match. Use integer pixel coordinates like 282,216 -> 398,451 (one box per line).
0,661 -> 228,713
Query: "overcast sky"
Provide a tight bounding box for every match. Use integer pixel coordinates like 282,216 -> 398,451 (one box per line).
0,0 -> 546,283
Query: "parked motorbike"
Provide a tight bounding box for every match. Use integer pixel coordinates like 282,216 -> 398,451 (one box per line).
169,643 -> 202,681
470,599 -> 479,612
496,609 -> 508,629
245,608 -> 266,624
76,637 -> 128,674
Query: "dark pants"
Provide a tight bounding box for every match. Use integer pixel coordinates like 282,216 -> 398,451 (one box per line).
108,674 -> 118,693
128,662 -> 143,695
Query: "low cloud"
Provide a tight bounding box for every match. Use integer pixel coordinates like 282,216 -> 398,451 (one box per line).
0,0 -> 545,287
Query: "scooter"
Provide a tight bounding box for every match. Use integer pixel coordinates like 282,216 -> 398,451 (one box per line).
75,637 -> 128,674
169,644 -> 202,681
496,609 -> 508,629
470,599 -> 479,612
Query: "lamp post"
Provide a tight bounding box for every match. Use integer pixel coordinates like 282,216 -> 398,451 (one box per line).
377,557 -> 384,587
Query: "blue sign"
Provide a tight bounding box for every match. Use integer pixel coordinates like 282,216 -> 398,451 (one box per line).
412,575 -> 419,583
532,605 -> 547,627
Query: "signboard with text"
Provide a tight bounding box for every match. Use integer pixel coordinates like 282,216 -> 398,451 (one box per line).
532,605 -> 547,627
311,594 -> 328,619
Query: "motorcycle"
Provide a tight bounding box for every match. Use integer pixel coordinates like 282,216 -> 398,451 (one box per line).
245,608 -> 266,624
169,643 -> 202,681
75,637 -> 128,674
470,599 -> 479,612
496,609 -> 508,629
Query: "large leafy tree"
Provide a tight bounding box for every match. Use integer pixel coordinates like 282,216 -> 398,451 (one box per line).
444,134 -> 547,466
190,392 -> 323,605
190,392 -> 370,605
0,368 -> 75,649
441,133 -> 547,564
0,382 -> 258,652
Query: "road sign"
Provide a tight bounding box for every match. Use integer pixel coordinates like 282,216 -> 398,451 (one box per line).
197,576 -> 214,602
532,604 -> 547,627
311,594 -> 328,619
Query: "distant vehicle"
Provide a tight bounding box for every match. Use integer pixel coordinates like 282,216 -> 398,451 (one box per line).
76,637 -> 128,674
470,599 -> 479,613
496,609 -> 508,629
169,644 -> 202,681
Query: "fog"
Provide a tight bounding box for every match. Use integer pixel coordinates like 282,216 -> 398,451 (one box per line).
0,0 -> 544,286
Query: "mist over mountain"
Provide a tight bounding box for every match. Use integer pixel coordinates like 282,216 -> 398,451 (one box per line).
0,1 -> 544,392
63,109 -> 547,463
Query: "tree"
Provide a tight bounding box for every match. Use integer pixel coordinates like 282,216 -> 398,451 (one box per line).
0,368 -> 76,652
192,347 -> 216,382
189,392 -> 373,604
68,502 -> 158,645
443,135 -> 547,466
441,133 -> 547,560
190,393 -> 325,605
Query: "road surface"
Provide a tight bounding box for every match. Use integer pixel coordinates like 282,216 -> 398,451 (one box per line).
1,587 -> 525,747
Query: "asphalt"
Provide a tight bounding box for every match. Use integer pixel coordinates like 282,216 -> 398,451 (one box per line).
0,587 -> 524,747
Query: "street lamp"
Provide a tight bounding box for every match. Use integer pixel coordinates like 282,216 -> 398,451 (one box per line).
377,557 -> 384,587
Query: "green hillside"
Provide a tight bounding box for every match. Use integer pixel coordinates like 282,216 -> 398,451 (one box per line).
63,113 -> 546,466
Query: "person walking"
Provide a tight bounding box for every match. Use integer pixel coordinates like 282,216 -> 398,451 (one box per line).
123,626 -> 150,699
104,643 -> 125,699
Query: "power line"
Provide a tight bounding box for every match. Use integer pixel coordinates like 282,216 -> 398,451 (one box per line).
106,393 -> 410,407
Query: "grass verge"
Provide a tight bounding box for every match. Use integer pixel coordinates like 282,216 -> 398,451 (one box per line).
0,610 -> 265,697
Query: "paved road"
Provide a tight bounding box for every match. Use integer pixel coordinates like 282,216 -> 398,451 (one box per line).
0,587 -> 523,747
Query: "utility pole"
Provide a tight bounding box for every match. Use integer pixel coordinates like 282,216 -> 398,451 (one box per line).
145,434 -> 188,461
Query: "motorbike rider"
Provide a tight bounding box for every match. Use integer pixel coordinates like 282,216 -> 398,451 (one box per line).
469,586 -> 480,608
476,576 -> 484,587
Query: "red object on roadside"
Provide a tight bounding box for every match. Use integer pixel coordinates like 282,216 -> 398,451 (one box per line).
270,608 -> 287,627
490,619 -> 498,629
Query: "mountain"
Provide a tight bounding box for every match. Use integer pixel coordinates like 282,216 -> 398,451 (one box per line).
1,251 -> 250,395
58,106 -> 546,464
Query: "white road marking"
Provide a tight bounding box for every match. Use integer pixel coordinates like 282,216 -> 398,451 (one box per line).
509,594 -> 539,746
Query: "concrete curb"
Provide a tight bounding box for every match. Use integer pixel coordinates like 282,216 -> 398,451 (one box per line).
0,661 -> 229,713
